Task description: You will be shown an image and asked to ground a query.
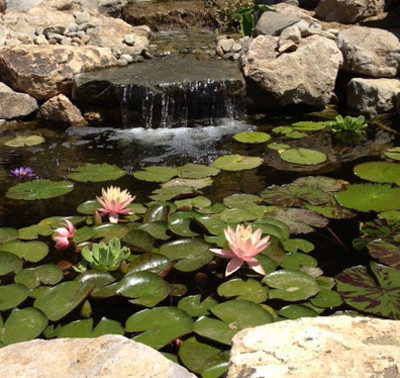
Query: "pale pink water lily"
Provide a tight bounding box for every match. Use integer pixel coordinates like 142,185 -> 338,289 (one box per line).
54,219 -> 75,250
210,224 -> 270,276
96,186 -> 135,224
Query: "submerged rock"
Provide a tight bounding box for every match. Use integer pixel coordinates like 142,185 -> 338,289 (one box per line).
337,26 -> 400,78
241,34 -> 342,108
347,77 -> 400,116
228,315 -> 400,378
0,82 -> 38,119
0,335 -> 195,378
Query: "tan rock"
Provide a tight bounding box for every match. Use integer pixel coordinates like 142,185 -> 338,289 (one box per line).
228,315 -> 400,378
0,82 -> 38,119
38,94 -> 87,126
0,45 -> 116,100
0,335 -> 195,378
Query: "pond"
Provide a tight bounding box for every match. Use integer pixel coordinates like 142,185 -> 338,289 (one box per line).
0,109 -> 400,377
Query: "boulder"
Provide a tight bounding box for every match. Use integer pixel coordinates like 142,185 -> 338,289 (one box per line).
347,77 -> 400,116
228,315 -> 400,378
241,34 -> 342,107
4,0 -> 43,13
254,11 -> 300,36
0,45 -> 116,100
0,82 -> 38,119
315,0 -> 386,23
0,335 -> 195,378
38,94 -> 87,125
337,26 -> 400,78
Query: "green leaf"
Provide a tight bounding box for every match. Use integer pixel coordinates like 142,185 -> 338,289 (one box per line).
0,240 -> 49,262
162,177 -> 213,190
74,226 -> 94,243
56,317 -> 124,338
0,252 -> 22,275
134,166 -> 179,182
194,216 -> 226,236
1,307 -> 48,345
291,121 -> 331,131
280,253 -> 318,270
14,264 -> 63,289
233,131 -> 271,144
126,307 -> 194,350
116,271 -> 170,307
175,196 -> 212,210
150,185 -> 197,201
68,163 -> 126,182
310,288 -> 343,308
34,281 -> 94,321
0,283 -> 29,310
127,253 -> 172,275
367,240 -> 400,270
0,228 -> 18,243
6,180 -> 74,200
384,147 -> 400,161
293,176 -> 344,192
251,218 -> 290,242
283,239 -> 314,253
158,238 -> 213,272
76,200 -> 99,215
217,279 -> 268,303
194,317 -> 236,346
93,223 -> 129,241
123,229 -> 154,252
139,221 -> 171,241
279,148 -> 327,165
212,154 -> 263,171
264,270 -> 320,301
335,184 -> 400,212
178,295 -> 218,317
277,304 -> 319,319
267,142 -> 291,151
336,262 -> 400,319
354,162 -> 400,185
177,164 -> 220,179
5,135 -> 45,147
168,212 -> 199,237
18,224 -> 52,240
223,194 -> 262,209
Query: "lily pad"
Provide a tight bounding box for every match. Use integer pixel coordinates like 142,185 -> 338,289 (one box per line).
116,271 -> 170,307
0,283 -> 29,310
217,279 -> 268,303
0,252 -> 22,275
150,185 -> 198,201
175,196 -> 212,210
293,176 -> 344,192
1,307 -> 48,345
212,154 -> 263,171
68,163 -> 126,182
76,200 -> 100,215
5,135 -> 45,147
280,253 -> 318,270
74,226 -> 94,243
134,166 -> 179,182
233,131 -> 271,144
93,223 -> 128,241
279,148 -> 327,166
277,304 -> 319,319
0,240 -> 49,262
251,218 -> 290,242
367,240 -> 400,270
309,288 -> 343,308
127,253 -> 171,276
123,229 -> 154,252
285,131 -> 307,139
335,184 -> 400,212
291,121 -> 330,131
267,142 -> 291,151
139,221 -> 171,241
283,239 -> 314,253
0,228 -> 18,243
162,177 -> 213,190
217,206 -> 265,223
34,281 -> 94,321
56,317 -> 124,338
223,194 -> 262,209
354,161 -> 400,185
194,316 -> 236,346
158,238 -> 213,272
384,147 -> 400,162
264,269 -> 320,301
18,224 -> 53,240
305,200 -> 355,220
272,126 -> 292,134
178,295 -> 218,318
336,262 -> 400,319
14,264 -> 63,289
177,164 -> 220,179
125,307 -> 194,349
6,180 -> 74,200
194,216 -> 226,236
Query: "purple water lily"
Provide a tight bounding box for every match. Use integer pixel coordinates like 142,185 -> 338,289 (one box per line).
10,167 -> 35,179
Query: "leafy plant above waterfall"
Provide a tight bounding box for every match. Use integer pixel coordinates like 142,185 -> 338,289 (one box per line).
233,3 -> 276,36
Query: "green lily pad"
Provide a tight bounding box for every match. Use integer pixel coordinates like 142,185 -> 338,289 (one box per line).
309,288 -> 343,308
196,203 -> 226,215
0,283 -> 29,310
277,304 -> 319,319
0,228 -> 18,243
283,238 -> 314,253
1,307 -> 48,345
75,271 -> 116,293
354,162 -> 400,185
335,184 -> 400,212
293,176 -> 344,192
0,252 -> 22,275
291,121 -> 330,131
56,317 -> 124,338
194,216 -> 226,236
139,221 -> 171,241
267,142 -> 291,151
168,211 -> 199,237
272,126 -> 292,134
264,269 -> 320,301
127,253 -> 172,275
178,337 -> 229,375
14,264 -> 63,289
252,218 -> 290,242
6,180 -> 74,200
217,279 -> 268,303
150,185 -> 197,201
74,226 -> 94,243
162,177 -> 213,190
175,196 -> 212,210
212,154 -> 263,171
178,295 -> 218,317
0,240 -> 49,262
384,147 -> 400,162
285,131 -> 307,139
76,200 -> 100,215
194,316 -> 236,346
34,281 -> 94,321
367,240 -> 400,270
158,238 -> 213,272
39,216 -> 85,228
233,131 -> 271,144
378,210 -> 400,222
93,223 -> 128,241
143,204 -> 170,223
336,262 -> 400,319
223,194 -> 262,209
134,166 -> 179,182
217,207 -> 264,223
18,224 -> 53,240
177,164 -> 220,179
123,229 -> 154,252
280,253 -> 318,270
305,200 -> 355,220
280,148 -> 327,166
5,135 -> 45,147
125,307 -> 194,350
169,284 -> 187,297
116,271 -> 170,307
68,163 -> 126,182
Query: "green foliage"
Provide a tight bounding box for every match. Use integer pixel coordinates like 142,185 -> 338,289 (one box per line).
233,4 -> 275,36
329,115 -> 367,143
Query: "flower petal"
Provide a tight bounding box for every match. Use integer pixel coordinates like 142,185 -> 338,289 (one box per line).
247,260 -> 266,275
225,258 -> 243,276
210,248 -> 235,259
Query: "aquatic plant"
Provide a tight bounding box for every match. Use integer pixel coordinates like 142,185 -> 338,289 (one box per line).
329,115 -> 367,143
210,224 -> 270,276
54,219 -> 75,251
96,186 -> 135,224
9,167 -> 35,179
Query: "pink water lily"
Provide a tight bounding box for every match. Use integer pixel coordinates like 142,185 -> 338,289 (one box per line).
54,219 -> 75,250
210,224 -> 270,276
96,186 -> 135,224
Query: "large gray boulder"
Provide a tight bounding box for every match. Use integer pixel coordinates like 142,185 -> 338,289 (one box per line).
241,34 -> 342,108
0,82 -> 38,119
254,10 -> 300,36
228,315 -> 400,378
347,77 -> 400,116
337,26 -> 400,78
0,335 -> 195,378
315,0 -> 386,23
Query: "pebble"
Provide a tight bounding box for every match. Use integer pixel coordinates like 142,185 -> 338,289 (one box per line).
120,54 -> 133,63
61,36 -> 72,45
112,47 -> 122,58
218,38 -> 235,53
71,37 -> 83,46
123,34 -> 135,46
46,32 -> 64,42
308,22 -> 322,35
76,31 -> 86,39
293,20 -> 309,37
35,27 -> 44,36
34,34 -> 48,45
216,34 -> 228,41
278,39 -> 297,53
134,55 -> 145,63
231,43 -> 242,53
142,49 -> 153,59
216,44 -> 224,56
74,11 -> 90,25
66,23 -> 79,34
79,22 -> 96,32
116,58 -> 128,67
81,35 -> 91,44
232,53 -> 241,61
280,25 -> 301,44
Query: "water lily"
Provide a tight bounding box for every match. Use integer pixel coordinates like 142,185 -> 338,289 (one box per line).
10,167 -> 34,179
54,219 -> 75,250
96,186 -> 135,224
210,224 -> 270,276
